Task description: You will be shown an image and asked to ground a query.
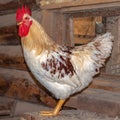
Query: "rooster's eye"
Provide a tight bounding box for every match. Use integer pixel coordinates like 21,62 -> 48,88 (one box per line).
24,17 -> 29,20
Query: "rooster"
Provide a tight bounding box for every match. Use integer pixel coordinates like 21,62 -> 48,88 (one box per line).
16,6 -> 113,116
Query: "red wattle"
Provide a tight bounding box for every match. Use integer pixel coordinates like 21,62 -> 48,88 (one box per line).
18,21 -> 32,37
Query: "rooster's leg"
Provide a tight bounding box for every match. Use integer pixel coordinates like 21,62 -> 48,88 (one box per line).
40,99 -> 65,116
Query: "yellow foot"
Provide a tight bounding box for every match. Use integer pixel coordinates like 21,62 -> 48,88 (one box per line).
40,110 -> 60,116
40,100 -> 65,116
40,99 -> 66,116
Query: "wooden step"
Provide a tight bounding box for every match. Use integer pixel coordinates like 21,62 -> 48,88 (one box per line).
65,88 -> 120,117
1,89 -> 119,118
0,96 -> 54,118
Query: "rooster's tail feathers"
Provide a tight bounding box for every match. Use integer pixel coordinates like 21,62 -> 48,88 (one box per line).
87,32 -> 113,70
91,32 -> 113,59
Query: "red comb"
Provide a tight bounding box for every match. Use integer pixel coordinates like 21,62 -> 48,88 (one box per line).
16,5 -> 31,22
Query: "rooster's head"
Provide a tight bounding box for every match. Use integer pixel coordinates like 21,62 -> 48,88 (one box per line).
16,5 -> 32,37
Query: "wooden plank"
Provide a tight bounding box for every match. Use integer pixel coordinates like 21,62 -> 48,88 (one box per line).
0,25 -> 17,35
53,13 -> 67,45
0,14 -> 16,27
0,68 -> 57,107
5,78 -> 56,107
0,10 -> 41,28
100,73 -> 120,79
72,16 -> 103,45
0,1 -> 18,15
0,34 -> 20,45
73,16 -> 102,36
66,17 -> 74,46
65,88 -> 120,117
74,36 -> 92,45
41,1 -> 120,18
41,0 -> 120,10
14,100 -> 52,116
73,17 -> 95,36
40,10 -> 55,39
41,10 -> 67,45
0,0 -> 38,15
90,75 -> 120,92
0,68 -> 35,84
60,2 -> 120,14
0,46 -> 22,57
70,7 -> 120,18
0,46 -> 27,70
0,55 -> 27,70
0,74 -> 9,94
0,96 -> 16,117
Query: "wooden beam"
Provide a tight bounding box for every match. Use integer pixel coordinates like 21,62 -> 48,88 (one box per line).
41,0 -> 120,10
40,10 -> 55,39
0,0 -> 38,15
0,34 -> 20,45
0,46 -> 27,70
41,1 -> 120,17
61,2 -> 120,14
0,55 -> 27,71
0,25 -> 17,35
69,7 -> 120,18
0,10 -> 41,28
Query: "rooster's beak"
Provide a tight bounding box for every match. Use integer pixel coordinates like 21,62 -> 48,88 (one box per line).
17,21 -> 22,26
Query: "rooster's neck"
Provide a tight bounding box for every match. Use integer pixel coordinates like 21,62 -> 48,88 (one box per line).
21,18 -> 57,55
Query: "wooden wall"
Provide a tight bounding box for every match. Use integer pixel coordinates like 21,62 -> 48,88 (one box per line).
0,0 -> 57,108
106,16 -> 120,75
